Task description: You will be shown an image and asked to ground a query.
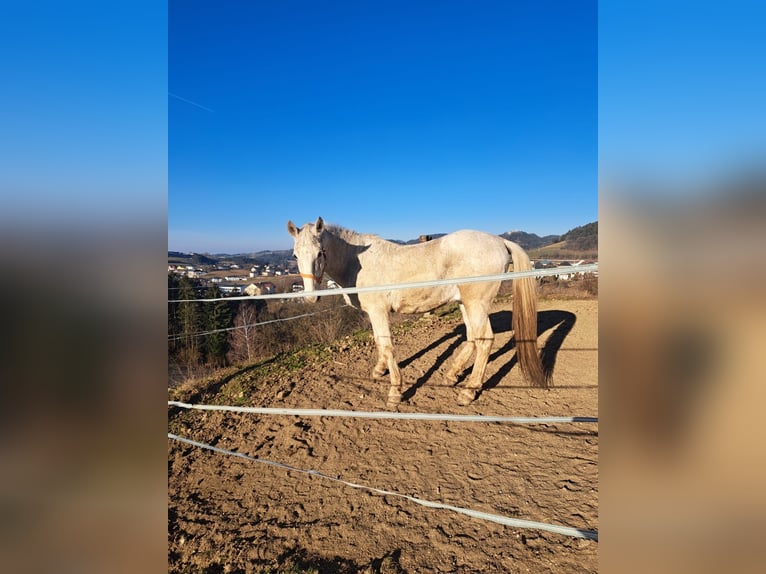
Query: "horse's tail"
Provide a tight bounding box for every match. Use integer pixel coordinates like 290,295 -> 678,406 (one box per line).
504,240 -> 550,388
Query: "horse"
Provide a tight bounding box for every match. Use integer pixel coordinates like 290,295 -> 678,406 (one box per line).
287,217 -> 549,406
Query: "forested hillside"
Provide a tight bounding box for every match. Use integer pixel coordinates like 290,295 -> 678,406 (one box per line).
560,221 -> 597,251
499,230 -> 561,250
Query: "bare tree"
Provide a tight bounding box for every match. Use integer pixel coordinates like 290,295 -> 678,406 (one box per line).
228,301 -> 260,363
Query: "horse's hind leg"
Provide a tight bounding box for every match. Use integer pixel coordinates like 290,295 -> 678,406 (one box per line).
457,305 -> 494,406
446,303 -> 475,384
367,308 -> 403,405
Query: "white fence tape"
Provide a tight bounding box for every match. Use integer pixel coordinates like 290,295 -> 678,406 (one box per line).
168,401 -> 598,425
168,432 -> 598,541
169,263 -> 599,303
168,307 -> 340,342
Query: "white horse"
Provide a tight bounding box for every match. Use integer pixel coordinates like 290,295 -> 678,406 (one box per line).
287,217 -> 549,406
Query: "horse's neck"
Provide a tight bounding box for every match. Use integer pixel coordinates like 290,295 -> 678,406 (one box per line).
323,230 -> 369,287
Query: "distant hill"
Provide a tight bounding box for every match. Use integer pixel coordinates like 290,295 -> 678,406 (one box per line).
395,230 -> 560,250
169,221 -> 597,264
499,230 -> 561,251
167,252 -> 218,265
528,221 -> 598,259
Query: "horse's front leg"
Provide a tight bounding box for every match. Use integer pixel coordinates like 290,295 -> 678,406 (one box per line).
380,335 -> 403,406
445,341 -> 475,384
371,350 -> 387,379
367,308 -> 402,405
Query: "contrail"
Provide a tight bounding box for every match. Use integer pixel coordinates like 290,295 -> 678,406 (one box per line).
168,92 -> 215,112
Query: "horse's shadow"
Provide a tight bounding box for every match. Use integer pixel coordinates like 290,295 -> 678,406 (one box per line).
400,310 -> 577,401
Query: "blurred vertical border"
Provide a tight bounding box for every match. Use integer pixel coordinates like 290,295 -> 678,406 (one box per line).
0,1 -> 167,572
2,2 -> 765,573
600,1 -> 766,572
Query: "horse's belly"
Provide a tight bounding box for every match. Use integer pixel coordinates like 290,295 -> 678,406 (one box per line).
390,286 -> 458,314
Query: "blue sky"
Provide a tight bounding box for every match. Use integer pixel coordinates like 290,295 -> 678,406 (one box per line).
1,2 -> 761,251
169,1 -> 598,253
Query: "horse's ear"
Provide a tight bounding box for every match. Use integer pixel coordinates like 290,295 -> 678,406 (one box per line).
287,220 -> 299,237
315,217 -> 324,233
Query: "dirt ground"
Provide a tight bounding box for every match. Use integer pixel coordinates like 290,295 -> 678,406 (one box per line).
168,298 -> 598,573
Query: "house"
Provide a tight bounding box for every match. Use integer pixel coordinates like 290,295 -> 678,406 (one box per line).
555,262 -> 574,281
244,283 -> 261,296
555,261 -> 591,281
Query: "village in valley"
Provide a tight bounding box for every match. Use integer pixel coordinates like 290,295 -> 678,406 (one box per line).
168,256 -> 301,296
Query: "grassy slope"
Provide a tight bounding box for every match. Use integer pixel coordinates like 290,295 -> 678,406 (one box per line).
528,240 -> 598,260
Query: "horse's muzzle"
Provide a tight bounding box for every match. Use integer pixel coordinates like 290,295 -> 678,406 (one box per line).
300,276 -> 319,303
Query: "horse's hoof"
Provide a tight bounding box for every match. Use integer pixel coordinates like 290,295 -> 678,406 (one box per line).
387,390 -> 403,406
372,368 -> 386,379
457,389 -> 476,406
444,371 -> 458,385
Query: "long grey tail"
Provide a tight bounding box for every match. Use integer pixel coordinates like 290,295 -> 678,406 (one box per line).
504,240 -> 550,388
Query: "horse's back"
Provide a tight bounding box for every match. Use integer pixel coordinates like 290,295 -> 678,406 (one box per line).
361,229 -> 511,280
356,229 -> 511,314
438,230 -> 510,275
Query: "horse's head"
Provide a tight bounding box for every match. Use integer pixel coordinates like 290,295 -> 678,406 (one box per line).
286,216 -> 326,303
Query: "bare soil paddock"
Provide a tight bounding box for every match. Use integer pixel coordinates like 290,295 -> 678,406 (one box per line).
168,298 -> 598,573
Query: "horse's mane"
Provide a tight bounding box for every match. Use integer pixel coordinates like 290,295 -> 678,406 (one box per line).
325,224 -> 381,246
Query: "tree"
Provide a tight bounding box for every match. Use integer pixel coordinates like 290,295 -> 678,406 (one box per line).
204,284 -> 232,367
168,273 -> 181,354
228,301 -> 262,363
174,276 -> 204,375
562,222 -> 598,251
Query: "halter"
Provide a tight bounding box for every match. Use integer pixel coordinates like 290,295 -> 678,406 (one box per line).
300,272 -> 323,282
